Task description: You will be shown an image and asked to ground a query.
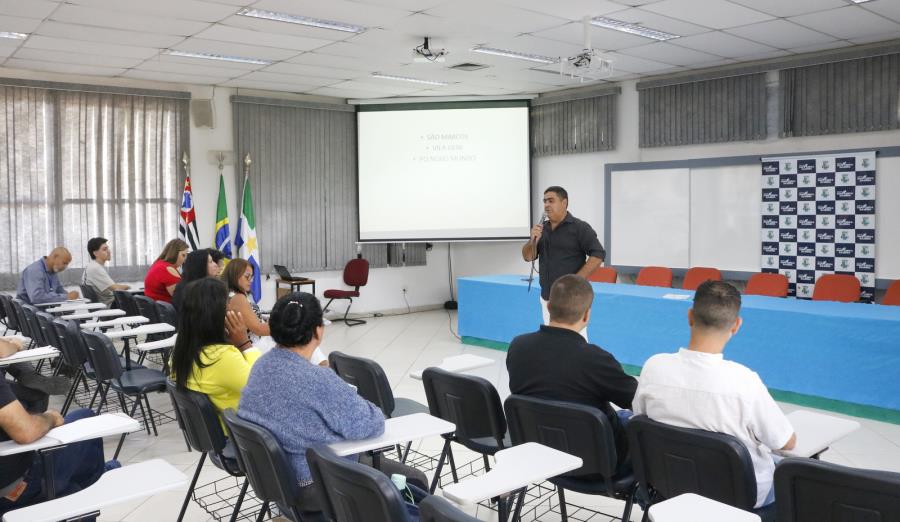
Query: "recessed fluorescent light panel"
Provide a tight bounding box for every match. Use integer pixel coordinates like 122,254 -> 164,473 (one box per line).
847,0 -> 875,3
237,8 -> 366,33
163,50 -> 272,65
590,17 -> 679,41
371,73 -> 448,86
0,32 -> 28,40
470,46 -> 558,64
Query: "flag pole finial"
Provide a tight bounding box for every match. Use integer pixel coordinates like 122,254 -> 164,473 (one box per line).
182,151 -> 191,176
243,153 -> 252,173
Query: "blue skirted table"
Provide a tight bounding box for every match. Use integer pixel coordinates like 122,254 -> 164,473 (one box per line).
458,274 -> 900,422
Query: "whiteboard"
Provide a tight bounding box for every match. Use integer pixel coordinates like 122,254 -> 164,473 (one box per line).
610,169 -> 690,268
690,165 -> 760,272
876,157 -> 900,279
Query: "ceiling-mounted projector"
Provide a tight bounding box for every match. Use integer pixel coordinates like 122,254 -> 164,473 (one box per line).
413,37 -> 448,63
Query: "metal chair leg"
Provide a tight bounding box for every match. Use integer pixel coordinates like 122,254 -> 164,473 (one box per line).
228,479 -> 249,522
177,453 -> 206,522
447,443 -> 459,483
558,487 -> 568,522
429,438 -> 452,493
144,394 -> 158,436
114,395 -> 143,459
255,502 -> 269,522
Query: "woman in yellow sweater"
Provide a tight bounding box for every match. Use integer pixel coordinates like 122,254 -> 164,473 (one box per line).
169,277 -> 260,414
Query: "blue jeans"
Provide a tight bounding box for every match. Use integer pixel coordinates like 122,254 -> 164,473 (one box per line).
0,409 -> 106,518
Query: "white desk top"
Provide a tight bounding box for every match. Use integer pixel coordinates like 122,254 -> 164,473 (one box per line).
0,413 -> 140,456
47,302 -> 105,314
410,354 -> 495,380
442,443 -> 582,505
103,322 -> 175,339
33,299 -> 86,308
648,493 -> 760,522
80,315 -> 149,329
65,309 -> 126,321
327,413 -> 455,457
778,410 -> 860,458
0,346 -> 59,367
126,287 -> 145,293
2,458 -> 187,522
134,334 -> 177,352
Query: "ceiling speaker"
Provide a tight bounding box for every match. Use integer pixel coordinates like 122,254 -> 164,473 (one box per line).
191,99 -> 215,129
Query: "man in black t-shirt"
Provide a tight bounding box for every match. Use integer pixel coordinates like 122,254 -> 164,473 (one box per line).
506,274 -> 636,472
0,358 -> 109,516
521,186 -> 605,340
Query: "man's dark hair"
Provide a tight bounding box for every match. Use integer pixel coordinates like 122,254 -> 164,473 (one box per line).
692,280 -> 742,330
544,186 -> 568,201
87,237 -> 107,260
547,274 -> 593,324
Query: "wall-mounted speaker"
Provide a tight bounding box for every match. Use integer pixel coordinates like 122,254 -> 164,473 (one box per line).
191,99 -> 215,128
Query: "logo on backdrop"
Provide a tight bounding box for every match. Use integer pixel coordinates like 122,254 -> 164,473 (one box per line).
761,152 -> 876,301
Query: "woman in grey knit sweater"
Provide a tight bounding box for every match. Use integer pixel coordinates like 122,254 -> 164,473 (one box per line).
238,292 -> 426,514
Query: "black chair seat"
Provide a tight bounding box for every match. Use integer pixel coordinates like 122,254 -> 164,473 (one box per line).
467,433 -> 512,455
113,368 -> 166,394
393,397 -> 429,417
209,439 -> 243,476
85,358 -> 143,376
551,469 -> 636,496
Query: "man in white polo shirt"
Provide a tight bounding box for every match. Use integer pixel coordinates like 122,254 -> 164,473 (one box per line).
633,280 -> 796,508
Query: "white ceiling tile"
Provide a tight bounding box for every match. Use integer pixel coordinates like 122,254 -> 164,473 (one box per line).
352,0 -> 446,11
609,0 -> 666,5
288,50 -> 407,71
790,41 -> 853,54
642,0 -> 773,29
671,31 -> 776,59
685,58 -> 737,69
173,38 -> 301,62
261,61 -> 361,80
594,51 -> 677,73
330,78 -> 429,94
232,70 -> 340,87
0,0 -> 59,19
34,21 -> 184,48
251,0 -> 413,28
619,41 -> 723,65
0,15 -> 44,33
49,5 -> 211,36
134,59 -> 243,78
603,8 -> 712,36
12,48 -> 144,68
216,15 -> 353,42
220,78 -> 320,92
789,6 -> 900,40
4,57 -> 126,77
533,22 -> 658,50
153,53 -> 263,71
310,40 -> 415,65
847,32 -> 900,46
493,0 -> 627,21
0,40 -> 21,58
343,27 -> 463,56
65,0 -> 237,23
379,12 -> 505,40
122,69 -> 227,85
486,35 -> 586,60
739,49 -> 793,62
861,2 -> 900,24
425,1 -> 568,34
727,0 -> 846,18
24,35 -> 160,59
725,19 -> 837,49
194,24 -> 333,52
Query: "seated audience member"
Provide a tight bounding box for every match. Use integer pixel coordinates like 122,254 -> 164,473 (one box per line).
0,377 -> 115,517
0,339 -> 69,413
238,292 -> 427,514
209,249 -> 226,276
222,260 -> 327,365
82,237 -> 130,306
507,274 -> 637,473
169,278 -> 259,415
633,280 -> 796,509
16,247 -> 79,304
143,239 -> 188,303
171,249 -> 219,313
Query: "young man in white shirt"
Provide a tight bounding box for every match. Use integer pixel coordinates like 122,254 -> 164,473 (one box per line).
633,280 -> 796,508
82,237 -> 129,306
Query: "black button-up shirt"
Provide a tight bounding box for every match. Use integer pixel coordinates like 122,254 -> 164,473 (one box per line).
537,212 -> 605,300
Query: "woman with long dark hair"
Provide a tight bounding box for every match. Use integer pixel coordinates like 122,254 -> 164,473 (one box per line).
171,249 -> 219,312
170,278 -> 259,414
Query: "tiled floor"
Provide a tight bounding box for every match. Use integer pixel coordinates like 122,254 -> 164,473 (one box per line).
44,309 -> 900,521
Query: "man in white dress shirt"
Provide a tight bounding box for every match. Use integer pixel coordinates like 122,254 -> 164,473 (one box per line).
633,280 -> 796,508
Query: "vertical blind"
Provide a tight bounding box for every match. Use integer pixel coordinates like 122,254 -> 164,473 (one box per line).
530,93 -> 617,157
638,73 -> 768,147
780,53 -> 900,137
0,83 -> 188,288
231,96 -> 425,273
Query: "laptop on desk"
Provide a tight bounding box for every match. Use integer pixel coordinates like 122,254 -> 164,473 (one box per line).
273,264 -> 309,282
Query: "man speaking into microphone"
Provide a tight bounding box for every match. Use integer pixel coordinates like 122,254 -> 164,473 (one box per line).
522,186 -> 606,338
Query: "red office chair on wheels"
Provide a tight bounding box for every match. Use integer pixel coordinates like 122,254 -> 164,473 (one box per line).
323,258 -> 369,326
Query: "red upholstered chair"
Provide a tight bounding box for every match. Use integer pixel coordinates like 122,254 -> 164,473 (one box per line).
745,273 -> 789,298
882,280 -> 900,306
323,258 -> 370,326
682,267 -> 722,290
812,274 -> 860,303
635,266 -> 673,288
589,266 -> 618,284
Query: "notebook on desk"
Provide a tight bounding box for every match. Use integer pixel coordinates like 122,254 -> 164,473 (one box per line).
274,264 -> 309,282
